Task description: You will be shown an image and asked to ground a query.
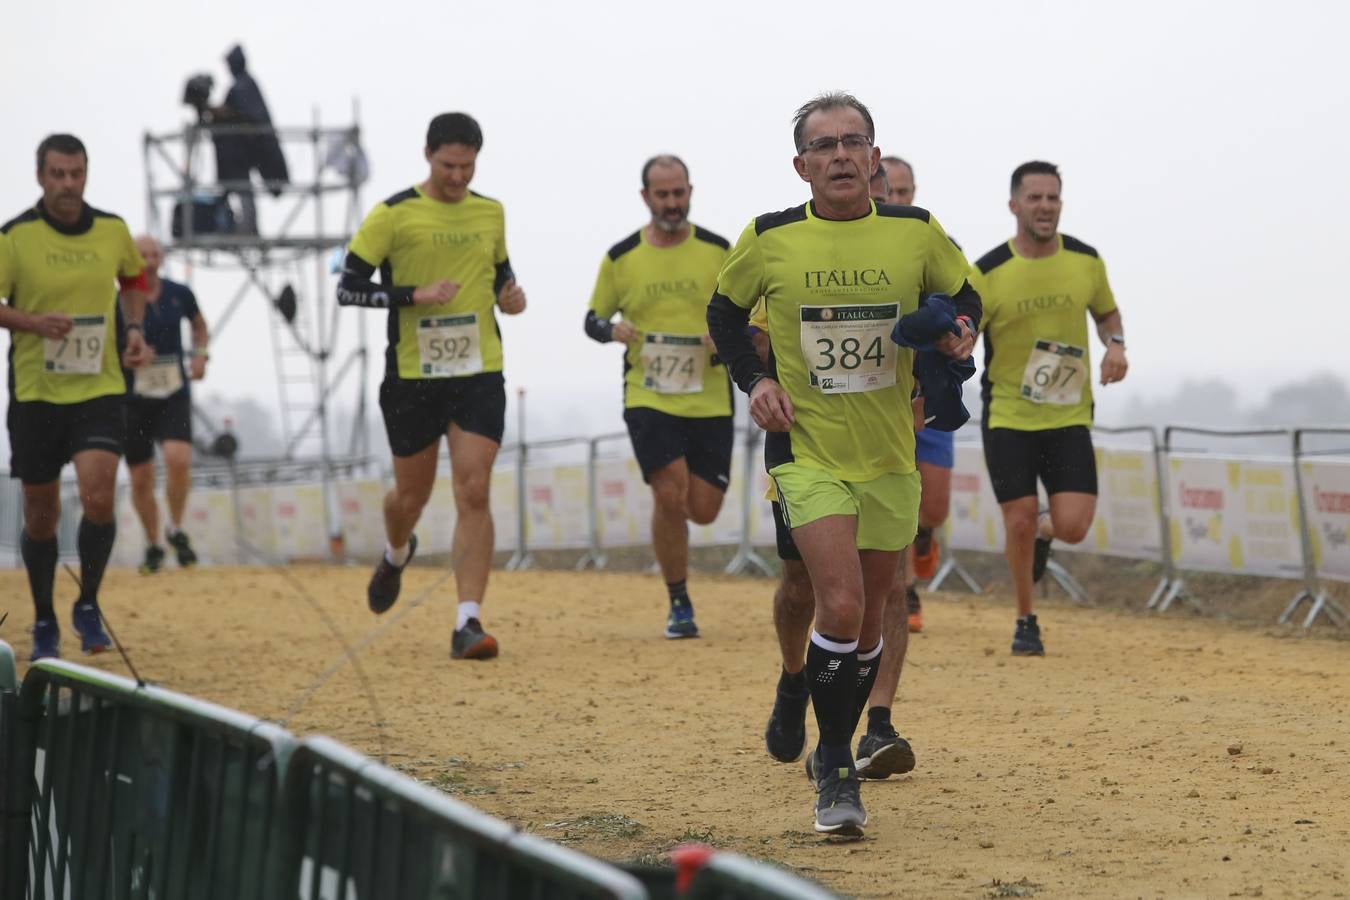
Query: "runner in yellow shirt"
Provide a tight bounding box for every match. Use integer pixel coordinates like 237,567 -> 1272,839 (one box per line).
1,134 -> 151,660
585,156 -> 731,639
970,160 -> 1128,656
337,112 -> 527,661
708,93 -> 979,837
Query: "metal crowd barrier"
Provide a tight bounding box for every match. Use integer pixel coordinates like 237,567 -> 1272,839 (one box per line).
275,736 -> 648,900
2,660 -> 296,899
0,648 -> 840,899
1282,427 -> 1350,627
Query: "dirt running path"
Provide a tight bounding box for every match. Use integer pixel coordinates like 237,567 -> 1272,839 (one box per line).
4,567 -> 1348,898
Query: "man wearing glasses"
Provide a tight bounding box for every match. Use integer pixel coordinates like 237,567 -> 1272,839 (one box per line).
584,155 -> 732,640
708,92 -> 980,836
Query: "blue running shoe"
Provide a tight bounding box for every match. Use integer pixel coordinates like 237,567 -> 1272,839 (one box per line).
72,602 -> 112,655
31,618 -> 60,662
664,598 -> 699,639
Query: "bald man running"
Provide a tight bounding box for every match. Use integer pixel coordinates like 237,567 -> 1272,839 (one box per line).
124,235 -> 211,572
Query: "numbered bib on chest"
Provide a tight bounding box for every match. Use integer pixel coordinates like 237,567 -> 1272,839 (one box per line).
799,304 -> 898,394
417,313 -> 482,378
1020,339 -> 1087,405
44,314 -> 106,375
134,356 -> 184,399
639,333 -> 706,394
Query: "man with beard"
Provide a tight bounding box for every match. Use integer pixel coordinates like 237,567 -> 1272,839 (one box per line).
585,155 -> 732,639
708,93 -> 979,835
970,160 -> 1127,656
1,133 -> 151,660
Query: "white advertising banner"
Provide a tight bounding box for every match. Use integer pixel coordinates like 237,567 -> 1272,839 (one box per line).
1168,456 -> 1302,578
271,484 -> 328,561
945,443 -> 1004,552
337,478 -> 388,560
179,489 -> 241,565
1301,459 -> 1350,584
491,468 -> 519,552
596,457 -> 651,547
235,486 -> 277,560
524,464 -> 589,550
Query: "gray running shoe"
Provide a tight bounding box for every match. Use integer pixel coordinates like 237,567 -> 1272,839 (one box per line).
855,727 -> 916,779
451,618 -> 499,660
813,765 -> 867,837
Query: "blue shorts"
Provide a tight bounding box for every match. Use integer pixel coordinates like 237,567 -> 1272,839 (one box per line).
915,428 -> 954,469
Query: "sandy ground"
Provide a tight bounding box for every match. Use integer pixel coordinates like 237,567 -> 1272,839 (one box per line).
3,564 -> 1348,899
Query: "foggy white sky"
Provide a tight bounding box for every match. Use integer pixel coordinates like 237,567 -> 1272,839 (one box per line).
4,0 -> 1349,456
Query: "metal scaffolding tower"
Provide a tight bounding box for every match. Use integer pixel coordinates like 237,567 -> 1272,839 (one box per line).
142,109 -> 370,545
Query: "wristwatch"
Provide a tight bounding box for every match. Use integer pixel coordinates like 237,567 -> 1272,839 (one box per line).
1108,334 -> 1126,348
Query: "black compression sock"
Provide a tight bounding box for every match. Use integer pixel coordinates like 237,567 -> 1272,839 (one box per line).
21,532 -> 58,621
807,632 -> 858,766
666,579 -> 689,604
77,518 -> 116,607
867,706 -> 893,735
851,641 -> 883,730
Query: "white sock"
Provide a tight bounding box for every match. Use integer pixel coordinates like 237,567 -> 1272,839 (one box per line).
457,601 -> 481,630
166,525 -> 180,539
385,543 -> 410,566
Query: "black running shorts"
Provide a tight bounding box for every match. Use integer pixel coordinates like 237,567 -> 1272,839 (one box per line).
7,394 -> 126,484
125,390 -> 193,465
622,407 -> 734,489
771,500 -> 802,561
379,372 -> 506,457
981,425 -> 1098,504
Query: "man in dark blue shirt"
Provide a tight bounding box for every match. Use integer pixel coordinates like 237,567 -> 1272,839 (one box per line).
124,235 -> 210,571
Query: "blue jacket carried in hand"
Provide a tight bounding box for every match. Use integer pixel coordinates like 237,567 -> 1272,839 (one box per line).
890,294 -> 976,432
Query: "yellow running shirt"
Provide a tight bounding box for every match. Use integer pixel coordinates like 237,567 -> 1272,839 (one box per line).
588,226 -> 731,417
348,187 -> 511,380
714,201 -> 969,481
970,235 -> 1116,431
1,203 -> 145,404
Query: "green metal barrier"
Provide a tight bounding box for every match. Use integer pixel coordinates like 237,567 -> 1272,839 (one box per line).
0,640 -> 17,891
3,660 -> 295,900
275,735 -> 649,900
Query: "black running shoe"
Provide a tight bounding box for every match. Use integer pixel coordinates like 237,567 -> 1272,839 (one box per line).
764,676 -> 810,763
451,617 -> 499,660
367,535 -> 417,614
1011,614 -> 1045,656
167,531 -> 198,568
814,765 -> 867,836
140,544 -> 166,575
855,727 -> 917,780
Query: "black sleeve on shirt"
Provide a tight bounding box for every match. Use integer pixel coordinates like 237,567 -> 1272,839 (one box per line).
952,279 -> 982,331
181,285 -> 202,320
707,292 -> 766,395
584,309 -> 614,343
336,251 -> 414,309
494,260 -> 515,296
